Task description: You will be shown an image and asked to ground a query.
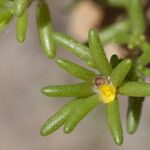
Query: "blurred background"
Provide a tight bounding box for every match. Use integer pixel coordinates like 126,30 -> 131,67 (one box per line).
0,0 -> 150,149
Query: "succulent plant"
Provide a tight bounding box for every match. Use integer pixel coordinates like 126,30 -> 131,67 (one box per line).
40,28 -> 150,145
1,0 -> 150,146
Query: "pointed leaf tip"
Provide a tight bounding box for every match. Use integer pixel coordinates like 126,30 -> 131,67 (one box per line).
88,28 -> 112,76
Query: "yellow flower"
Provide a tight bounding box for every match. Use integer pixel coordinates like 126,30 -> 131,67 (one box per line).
99,84 -> 116,104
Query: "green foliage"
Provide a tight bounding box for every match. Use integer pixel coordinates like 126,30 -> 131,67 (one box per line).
41,82 -> 94,98
126,96 -> 144,134
88,29 -> 112,76
64,94 -> 99,133
15,0 -> 31,17
36,0 -> 56,58
110,58 -> 132,87
118,82 -> 150,97
52,32 -> 94,66
40,97 -> 83,136
105,98 -> 123,145
100,20 -> 131,44
16,10 -> 28,42
56,58 -> 97,82
127,0 -> 145,49
110,54 -> 120,68
1,0 -> 150,146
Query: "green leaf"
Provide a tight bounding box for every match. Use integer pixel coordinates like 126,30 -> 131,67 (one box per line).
52,32 -> 94,67
105,97 -> 123,145
127,0 -> 145,49
128,0 -> 145,36
110,58 -> 132,87
64,94 -> 99,133
143,68 -> 150,76
110,54 -> 119,69
41,82 -> 94,98
140,41 -> 150,52
88,29 -> 112,76
118,81 -> 150,97
36,0 -> 56,59
56,57 -> 97,82
0,1 -> 13,22
0,10 -> 12,32
40,97 -> 83,136
16,10 -> 28,42
100,20 -> 131,44
0,0 -> 7,6
126,96 -> 144,134
138,51 -> 150,65
15,0 -> 31,17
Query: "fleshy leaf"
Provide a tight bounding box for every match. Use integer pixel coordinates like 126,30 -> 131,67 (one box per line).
127,0 -> 145,49
110,54 -> 120,69
36,0 -> 56,58
41,82 -> 94,98
105,97 -> 123,145
126,96 -> 144,134
15,0 -> 31,17
138,51 -> 150,65
16,10 -> 28,42
110,58 -> 132,87
100,20 -> 130,44
88,28 -> 112,76
118,81 -> 150,97
56,57 -> 97,82
64,94 -> 99,133
52,32 -> 94,67
40,97 -> 83,136
0,10 -> 12,32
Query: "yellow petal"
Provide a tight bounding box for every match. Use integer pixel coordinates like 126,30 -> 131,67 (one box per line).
99,84 -> 116,104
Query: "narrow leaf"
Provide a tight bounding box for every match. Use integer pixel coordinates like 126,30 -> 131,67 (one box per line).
127,0 -> 145,48
40,97 -> 83,136
100,20 -> 130,44
56,57 -> 97,82
15,0 -> 31,17
138,51 -> 150,65
41,82 -> 94,98
16,10 -> 28,42
110,54 -> 119,69
140,41 -> 150,52
64,94 -> 99,133
0,1 -> 13,22
105,97 -> 123,145
126,96 -> 144,134
110,58 -> 132,87
126,75 -> 144,134
88,28 -> 112,76
36,0 -> 56,58
0,11 -> 12,32
52,32 -> 94,67
128,0 -> 145,36
118,81 -> 150,97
